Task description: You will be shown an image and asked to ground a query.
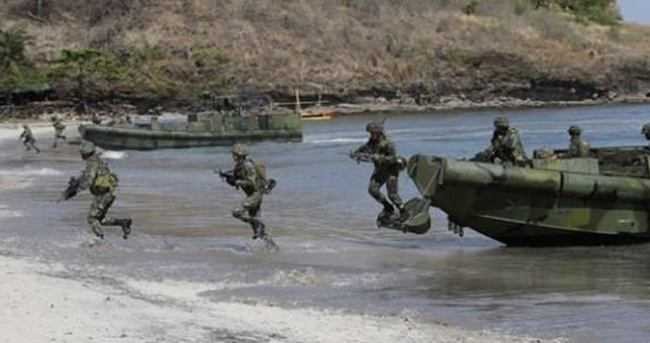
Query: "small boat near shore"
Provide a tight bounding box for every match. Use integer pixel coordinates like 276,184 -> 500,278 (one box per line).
80,96 -> 303,150
404,146 -> 650,246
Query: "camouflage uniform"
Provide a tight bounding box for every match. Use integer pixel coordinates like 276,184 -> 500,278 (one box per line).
567,125 -> 590,158
485,116 -> 527,165
51,116 -> 67,148
353,121 -> 404,218
229,144 -> 267,239
76,142 -> 131,239
642,124 -> 650,142
19,125 -> 40,153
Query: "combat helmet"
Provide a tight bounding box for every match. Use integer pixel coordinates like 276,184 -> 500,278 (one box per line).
231,143 -> 248,157
80,141 -> 96,155
642,123 -> 650,135
493,116 -> 509,129
568,125 -> 582,136
366,120 -> 384,133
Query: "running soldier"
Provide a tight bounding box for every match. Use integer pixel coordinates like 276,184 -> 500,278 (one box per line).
60,141 -> 132,240
19,124 -> 40,153
218,144 -> 277,246
51,116 -> 67,148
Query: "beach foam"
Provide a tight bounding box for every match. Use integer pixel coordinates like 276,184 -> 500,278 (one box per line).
0,167 -> 63,177
306,137 -> 367,144
0,205 -> 23,219
100,151 -> 128,160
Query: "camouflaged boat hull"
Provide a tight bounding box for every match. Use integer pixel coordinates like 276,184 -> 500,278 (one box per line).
407,154 -> 650,246
80,124 -> 303,150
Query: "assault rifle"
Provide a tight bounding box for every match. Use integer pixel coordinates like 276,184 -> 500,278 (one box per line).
215,169 -> 277,194
215,169 -> 238,188
58,177 -> 81,203
349,151 -> 374,164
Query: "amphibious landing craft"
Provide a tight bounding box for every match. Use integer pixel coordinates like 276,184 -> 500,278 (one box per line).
401,146 -> 650,246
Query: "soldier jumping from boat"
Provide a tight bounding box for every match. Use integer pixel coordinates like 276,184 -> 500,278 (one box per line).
350,120 -> 406,227
217,144 -> 277,248
59,141 -> 132,240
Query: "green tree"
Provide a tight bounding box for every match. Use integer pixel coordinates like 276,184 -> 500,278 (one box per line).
0,27 -> 31,71
48,49 -> 125,101
0,27 -> 48,104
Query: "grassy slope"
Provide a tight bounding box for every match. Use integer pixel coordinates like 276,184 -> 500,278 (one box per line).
1,0 -> 650,104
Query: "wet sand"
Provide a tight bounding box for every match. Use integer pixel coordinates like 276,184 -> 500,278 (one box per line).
0,254 -> 562,343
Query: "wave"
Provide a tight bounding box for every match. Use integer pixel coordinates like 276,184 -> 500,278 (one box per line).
0,205 -> 23,219
0,167 -> 63,177
101,151 -> 128,160
305,137 -> 367,145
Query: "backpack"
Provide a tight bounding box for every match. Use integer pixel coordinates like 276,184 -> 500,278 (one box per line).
254,160 -> 267,182
252,159 -> 276,194
92,161 -> 119,193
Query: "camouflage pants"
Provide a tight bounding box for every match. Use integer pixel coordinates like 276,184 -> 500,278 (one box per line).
87,192 -> 129,238
232,191 -> 264,234
368,171 -> 403,213
52,130 -> 66,148
22,139 -> 40,153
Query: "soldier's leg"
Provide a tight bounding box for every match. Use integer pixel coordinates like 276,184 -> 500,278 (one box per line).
87,195 -> 107,239
99,193 -> 132,239
248,201 -> 266,239
368,173 -> 393,213
386,174 -> 403,213
30,141 -> 40,154
232,193 -> 263,239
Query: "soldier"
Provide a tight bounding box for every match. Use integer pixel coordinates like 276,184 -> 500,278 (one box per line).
567,125 -> 591,158
60,141 -> 132,240
642,123 -> 650,142
51,116 -> 67,148
483,116 -> 527,165
19,124 -> 40,153
351,121 -> 405,222
219,144 -> 272,241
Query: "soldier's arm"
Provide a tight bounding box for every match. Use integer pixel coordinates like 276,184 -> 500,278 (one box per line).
77,160 -> 98,191
353,141 -> 372,155
509,133 -> 527,161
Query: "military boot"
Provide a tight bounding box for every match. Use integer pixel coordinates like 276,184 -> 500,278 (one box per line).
91,226 -> 105,239
379,203 -> 395,220
120,218 -> 132,239
252,221 -> 266,240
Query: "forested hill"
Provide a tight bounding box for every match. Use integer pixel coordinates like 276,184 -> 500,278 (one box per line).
1,0 -> 649,108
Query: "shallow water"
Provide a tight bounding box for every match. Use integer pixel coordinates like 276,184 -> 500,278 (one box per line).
2,104 -> 650,342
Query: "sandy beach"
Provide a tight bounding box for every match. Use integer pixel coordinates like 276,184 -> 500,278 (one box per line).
0,253 -> 565,343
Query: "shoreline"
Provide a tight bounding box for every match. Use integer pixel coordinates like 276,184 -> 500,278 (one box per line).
1,95 -> 649,123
